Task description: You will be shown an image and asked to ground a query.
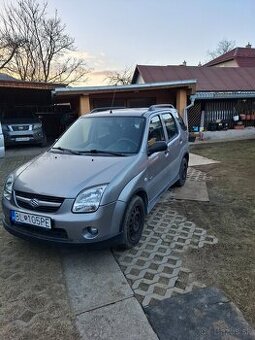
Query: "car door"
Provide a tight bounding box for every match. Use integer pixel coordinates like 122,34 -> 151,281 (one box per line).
145,115 -> 168,206
161,112 -> 182,185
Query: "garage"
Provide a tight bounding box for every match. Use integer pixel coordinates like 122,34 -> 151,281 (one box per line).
0,75 -> 66,143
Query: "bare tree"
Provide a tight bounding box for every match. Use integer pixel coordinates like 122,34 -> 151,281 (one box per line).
0,0 -> 89,84
207,39 -> 236,60
106,67 -> 133,85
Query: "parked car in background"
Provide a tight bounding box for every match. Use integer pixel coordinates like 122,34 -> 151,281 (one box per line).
0,121 -> 5,158
1,111 -> 46,146
2,105 -> 189,248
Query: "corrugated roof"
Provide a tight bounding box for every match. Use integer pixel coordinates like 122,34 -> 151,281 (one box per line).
53,80 -> 197,96
133,65 -> 255,91
0,79 -> 65,90
204,47 -> 255,67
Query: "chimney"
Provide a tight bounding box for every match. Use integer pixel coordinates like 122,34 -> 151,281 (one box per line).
182,60 -> 187,66
246,42 -> 252,48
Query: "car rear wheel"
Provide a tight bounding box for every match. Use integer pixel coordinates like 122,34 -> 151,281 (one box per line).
175,157 -> 188,187
121,195 -> 145,249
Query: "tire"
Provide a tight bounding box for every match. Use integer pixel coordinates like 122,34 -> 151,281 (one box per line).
175,157 -> 188,187
121,195 -> 145,249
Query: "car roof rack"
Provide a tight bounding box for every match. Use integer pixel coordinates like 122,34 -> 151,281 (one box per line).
148,104 -> 175,111
90,106 -> 126,113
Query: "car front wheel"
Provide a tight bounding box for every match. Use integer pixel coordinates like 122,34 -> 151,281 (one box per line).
121,195 -> 145,249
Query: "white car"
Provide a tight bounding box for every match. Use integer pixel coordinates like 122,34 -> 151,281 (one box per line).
0,121 -> 5,158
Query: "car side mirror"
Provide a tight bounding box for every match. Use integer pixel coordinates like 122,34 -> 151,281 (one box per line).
148,141 -> 167,156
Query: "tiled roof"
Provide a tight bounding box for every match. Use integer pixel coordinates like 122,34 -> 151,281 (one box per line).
132,65 -> 255,92
204,47 -> 255,67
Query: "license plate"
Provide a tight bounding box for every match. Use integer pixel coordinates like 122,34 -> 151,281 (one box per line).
16,137 -> 30,142
11,210 -> 51,229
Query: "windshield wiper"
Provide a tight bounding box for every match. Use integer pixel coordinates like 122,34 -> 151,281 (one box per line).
78,149 -> 127,157
51,147 -> 81,155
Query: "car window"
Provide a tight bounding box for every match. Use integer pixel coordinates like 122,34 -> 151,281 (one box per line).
147,115 -> 165,146
54,116 -> 145,155
162,113 -> 178,140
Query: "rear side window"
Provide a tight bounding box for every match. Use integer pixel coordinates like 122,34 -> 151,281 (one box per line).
148,115 -> 165,146
162,113 -> 178,140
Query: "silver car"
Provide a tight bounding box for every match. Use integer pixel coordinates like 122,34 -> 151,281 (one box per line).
0,121 -> 5,158
2,105 -> 189,248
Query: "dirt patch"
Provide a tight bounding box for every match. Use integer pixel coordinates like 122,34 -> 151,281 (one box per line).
174,140 -> 255,327
0,156 -> 79,340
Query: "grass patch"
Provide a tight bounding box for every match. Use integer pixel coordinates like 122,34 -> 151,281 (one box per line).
178,140 -> 255,326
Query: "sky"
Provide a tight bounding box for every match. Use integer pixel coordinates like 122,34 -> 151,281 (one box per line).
1,0 -> 255,85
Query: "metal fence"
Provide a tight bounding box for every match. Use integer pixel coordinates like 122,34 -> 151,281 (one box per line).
188,99 -> 255,131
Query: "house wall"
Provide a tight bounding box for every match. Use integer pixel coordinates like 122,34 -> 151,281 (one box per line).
214,60 -> 238,67
89,89 -> 177,112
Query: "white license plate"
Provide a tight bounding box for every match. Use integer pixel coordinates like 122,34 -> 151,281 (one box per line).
16,137 -> 30,142
11,210 -> 51,229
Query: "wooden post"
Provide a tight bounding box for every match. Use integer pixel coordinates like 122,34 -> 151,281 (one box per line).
176,89 -> 187,118
79,95 -> 91,116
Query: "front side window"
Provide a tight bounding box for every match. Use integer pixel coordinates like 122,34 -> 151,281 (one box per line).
162,113 -> 178,140
53,116 -> 145,155
147,115 -> 165,146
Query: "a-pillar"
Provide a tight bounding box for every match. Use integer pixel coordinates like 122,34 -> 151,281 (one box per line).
78,95 -> 91,116
176,89 -> 187,118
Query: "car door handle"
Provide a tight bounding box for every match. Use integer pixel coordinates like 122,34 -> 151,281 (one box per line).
164,150 -> 169,157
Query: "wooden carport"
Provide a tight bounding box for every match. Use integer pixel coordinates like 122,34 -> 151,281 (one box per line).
52,81 -> 196,118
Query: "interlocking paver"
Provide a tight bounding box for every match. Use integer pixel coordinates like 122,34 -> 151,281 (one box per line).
113,169 -> 217,307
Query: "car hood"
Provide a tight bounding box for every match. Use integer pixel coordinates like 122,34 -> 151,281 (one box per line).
14,151 -> 137,198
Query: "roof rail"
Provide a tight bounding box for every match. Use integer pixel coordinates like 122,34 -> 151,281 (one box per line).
90,106 -> 126,113
148,104 -> 175,111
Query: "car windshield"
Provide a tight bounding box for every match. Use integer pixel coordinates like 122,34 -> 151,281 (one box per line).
52,116 -> 146,155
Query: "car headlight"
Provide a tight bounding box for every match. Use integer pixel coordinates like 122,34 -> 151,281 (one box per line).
72,185 -> 107,213
3,174 -> 14,200
33,123 -> 42,129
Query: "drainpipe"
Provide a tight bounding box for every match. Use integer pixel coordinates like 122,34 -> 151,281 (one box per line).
184,95 -> 196,131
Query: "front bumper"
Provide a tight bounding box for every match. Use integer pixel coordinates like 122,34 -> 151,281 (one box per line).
2,197 -> 126,245
4,129 -> 44,145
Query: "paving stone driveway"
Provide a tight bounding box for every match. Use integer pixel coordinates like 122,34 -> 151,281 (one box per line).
114,168 -> 218,307
114,202 -> 217,307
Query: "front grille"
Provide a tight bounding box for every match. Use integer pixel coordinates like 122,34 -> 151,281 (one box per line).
11,223 -> 68,240
11,125 -> 30,131
15,190 -> 65,213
